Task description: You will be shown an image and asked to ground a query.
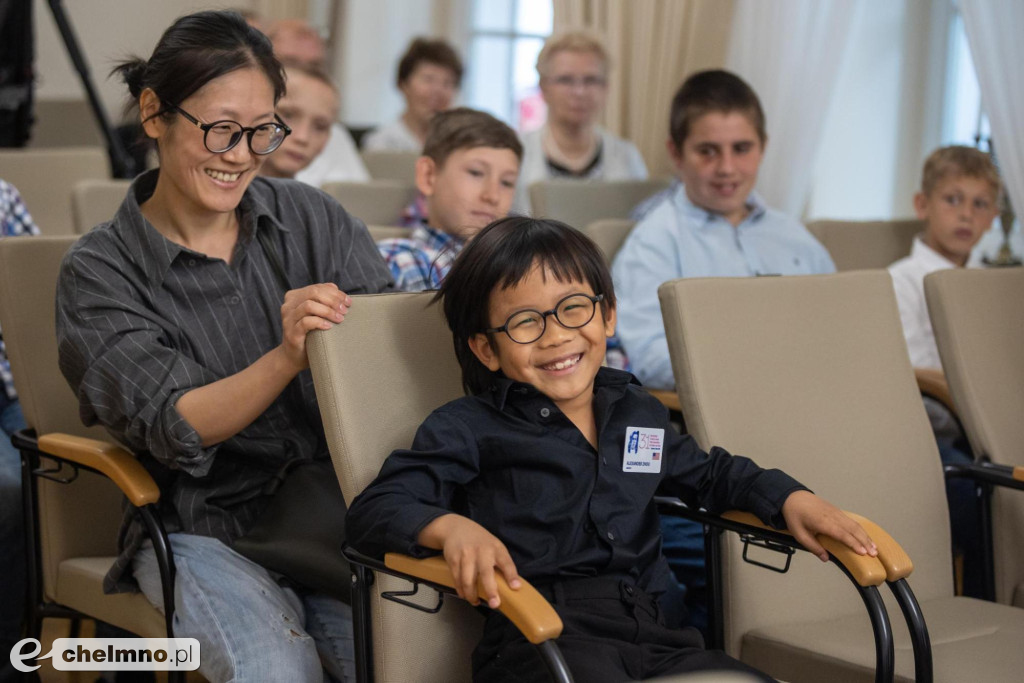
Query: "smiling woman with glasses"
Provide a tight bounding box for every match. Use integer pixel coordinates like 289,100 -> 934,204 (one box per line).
54,10 -> 391,683
511,31 -> 649,215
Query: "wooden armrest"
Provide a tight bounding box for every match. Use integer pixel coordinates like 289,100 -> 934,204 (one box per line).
646,388 -> 681,413
36,433 -> 159,507
384,553 -> 563,644
914,367 -> 957,417
720,510 -> 899,586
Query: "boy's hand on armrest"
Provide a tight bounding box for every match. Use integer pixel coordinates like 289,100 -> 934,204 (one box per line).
418,513 -> 522,609
781,490 -> 878,563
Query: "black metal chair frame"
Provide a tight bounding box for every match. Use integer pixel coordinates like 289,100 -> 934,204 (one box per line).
13,428 -> 183,683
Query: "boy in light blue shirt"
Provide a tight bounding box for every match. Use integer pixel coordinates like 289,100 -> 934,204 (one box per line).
613,70 -> 834,391
611,70 -> 834,633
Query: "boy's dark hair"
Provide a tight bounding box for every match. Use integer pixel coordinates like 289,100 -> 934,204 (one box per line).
920,145 -> 1001,198
669,69 -> 766,149
422,107 -> 523,168
397,37 -> 464,88
437,217 -> 615,395
114,10 -> 285,119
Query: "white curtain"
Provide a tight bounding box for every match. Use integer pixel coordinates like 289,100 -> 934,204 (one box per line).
961,0 -> 1024,217
726,0 -> 860,218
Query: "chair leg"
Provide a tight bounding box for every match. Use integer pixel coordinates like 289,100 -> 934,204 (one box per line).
537,640 -> 574,683
351,564 -> 375,683
888,579 -> 932,683
832,560 -> 895,683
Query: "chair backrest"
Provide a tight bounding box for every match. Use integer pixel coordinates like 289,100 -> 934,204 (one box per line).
71,179 -> 131,234
0,236 -> 121,600
925,267 -> 1024,606
321,180 -> 417,227
0,147 -> 111,235
805,219 -> 923,271
581,218 -> 635,264
360,150 -> 420,183
28,99 -> 105,148
657,271 -> 953,657
367,224 -> 412,243
308,292 -> 479,682
528,177 -> 671,227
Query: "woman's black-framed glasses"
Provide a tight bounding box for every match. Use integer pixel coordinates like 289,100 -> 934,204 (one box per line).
486,293 -> 604,344
169,104 -> 291,155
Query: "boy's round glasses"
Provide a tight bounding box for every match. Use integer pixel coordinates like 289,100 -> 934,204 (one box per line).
169,104 -> 291,155
486,293 -> 604,344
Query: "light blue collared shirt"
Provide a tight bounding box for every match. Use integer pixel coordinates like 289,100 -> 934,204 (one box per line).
612,181 -> 835,389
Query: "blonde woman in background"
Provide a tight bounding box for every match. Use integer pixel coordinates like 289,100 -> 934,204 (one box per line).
513,32 -> 648,215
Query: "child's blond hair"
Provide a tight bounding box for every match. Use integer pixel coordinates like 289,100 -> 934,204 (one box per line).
920,146 -> 1001,198
535,31 -> 609,78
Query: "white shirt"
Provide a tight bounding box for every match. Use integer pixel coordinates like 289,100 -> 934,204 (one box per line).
362,119 -> 422,153
513,126 -> 649,215
888,236 -> 958,371
295,123 -> 370,187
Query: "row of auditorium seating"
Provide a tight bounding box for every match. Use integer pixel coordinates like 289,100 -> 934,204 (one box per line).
1,146 -> 927,276
3,230 -> 1021,681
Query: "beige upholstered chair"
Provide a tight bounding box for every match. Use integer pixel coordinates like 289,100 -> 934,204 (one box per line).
581,218 -> 636,264
0,147 -> 110,235
658,270 -> 1024,682
360,150 -> 421,184
0,237 -> 179,672
308,291 -> 892,682
925,267 -> 1024,608
366,224 -> 412,243
529,178 -> 671,227
321,180 -> 417,227
805,219 -> 923,271
71,179 -> 132,234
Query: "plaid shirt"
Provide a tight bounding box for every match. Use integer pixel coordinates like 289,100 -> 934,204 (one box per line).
1,179 -> 40,400
377,224 -> 465,292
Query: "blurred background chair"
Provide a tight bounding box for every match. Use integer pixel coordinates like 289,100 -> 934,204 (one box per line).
926,267 -> 1024,608
0,147 -> 111,235
805,219 -> 923,271
529,178 -> 671,228
0,236 -> 180,675
366,224 -> 412,243
581,218 -> 635,265
321,179 -> 417,227
71,178 -> 132,234
658,270 -> 1024,682
360,150 -> 420,184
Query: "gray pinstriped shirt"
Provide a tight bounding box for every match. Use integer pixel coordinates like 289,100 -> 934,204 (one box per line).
56,170 -> 392,592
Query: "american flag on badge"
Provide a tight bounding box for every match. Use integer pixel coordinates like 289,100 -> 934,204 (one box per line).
652,451 -> 660,460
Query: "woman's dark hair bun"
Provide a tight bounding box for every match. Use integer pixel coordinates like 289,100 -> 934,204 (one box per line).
112,58 -> 148,100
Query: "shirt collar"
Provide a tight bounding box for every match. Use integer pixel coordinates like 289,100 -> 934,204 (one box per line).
485,366 -> 640,412
909,235 -> 959,269
672,182 -> 768,226
112,171 -> 289,287
414,223 -> 465,253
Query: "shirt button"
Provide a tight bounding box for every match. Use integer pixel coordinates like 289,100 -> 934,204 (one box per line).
602,457 -> 608,465
230,295 -> 241,305
624,584 -> 634,596
188,259 -> 197,267
539,408 -> 550,418
606,530 -> 616,541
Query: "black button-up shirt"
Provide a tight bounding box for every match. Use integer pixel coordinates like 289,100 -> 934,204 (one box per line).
347,368 -> 805,593
56,170 -> 393,591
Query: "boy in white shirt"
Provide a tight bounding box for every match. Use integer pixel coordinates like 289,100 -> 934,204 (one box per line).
889,145 -> 1000,370
888,144 -> 1000,599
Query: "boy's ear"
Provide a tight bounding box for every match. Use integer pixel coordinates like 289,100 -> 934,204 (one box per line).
467,333 -> 502,372
913,192 -> 929,220
414,156 -> 438,198
666,138 -> 684,171
602,305 -> 617,338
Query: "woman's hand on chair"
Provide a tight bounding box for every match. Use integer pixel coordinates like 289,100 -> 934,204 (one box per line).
279,283 -> 351,371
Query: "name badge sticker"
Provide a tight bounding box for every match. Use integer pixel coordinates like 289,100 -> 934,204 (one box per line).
622,427 -> 664,473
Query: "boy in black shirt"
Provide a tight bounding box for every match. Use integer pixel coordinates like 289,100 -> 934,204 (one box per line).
347,217 -> 876,682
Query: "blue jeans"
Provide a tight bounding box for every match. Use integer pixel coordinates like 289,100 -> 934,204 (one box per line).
133,534 -> 354,683
0,395 -> 26,683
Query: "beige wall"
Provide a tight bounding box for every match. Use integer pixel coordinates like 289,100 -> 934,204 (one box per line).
33,1 -> 258,122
